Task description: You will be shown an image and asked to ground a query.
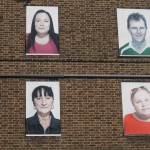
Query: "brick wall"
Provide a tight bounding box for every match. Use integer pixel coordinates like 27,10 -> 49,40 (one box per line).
1,0 -> 150,149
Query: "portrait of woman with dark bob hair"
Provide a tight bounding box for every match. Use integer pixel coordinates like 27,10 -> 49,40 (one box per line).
122,82 -> 150,135
26,82 -> 61,136
26,6 -> 59,55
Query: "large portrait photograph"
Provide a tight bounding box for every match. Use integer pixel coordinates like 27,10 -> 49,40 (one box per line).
117,8 -> 150,57
121,82 -> 150,136
26,6 -> 59,55
26,81 -> 61,136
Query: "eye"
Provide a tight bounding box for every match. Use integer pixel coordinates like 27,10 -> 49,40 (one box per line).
46,97 -> 51,99
135,100 -> 141,104
140,27 -> 145,29
44,20 -> 49,23
36,97 -> 41,100
35,20 -> 40,22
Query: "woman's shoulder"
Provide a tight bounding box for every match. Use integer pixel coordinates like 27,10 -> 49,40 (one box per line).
54,117 -> 60,124
52,116 -> 60,125
26,115 -> 34,121
26,33 -> 30,37
53,32 -> 58,36
26,116 -> 34,124
26,33 -> 30,41
124,113 -> 137,123
125,113 -> 133,118
51,116 -> 61,130
51,32 -> 59,39
26,114 -> 38,125
52,117 -> 61,134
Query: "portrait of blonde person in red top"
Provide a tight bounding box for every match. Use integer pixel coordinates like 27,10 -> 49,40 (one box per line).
124,86 -> 150,135
26,9 -> 59,55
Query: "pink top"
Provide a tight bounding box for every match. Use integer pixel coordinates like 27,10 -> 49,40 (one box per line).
124,114 -> 150,135
26,34 -> 58,54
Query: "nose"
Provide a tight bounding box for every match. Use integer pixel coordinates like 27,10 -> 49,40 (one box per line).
40,21 -> 44,26
137,28 -> 141,34
142,101 -> 146,107
41,97 -> 46,106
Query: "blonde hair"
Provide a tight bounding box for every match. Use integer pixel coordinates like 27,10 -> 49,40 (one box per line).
131,86 -> 150,103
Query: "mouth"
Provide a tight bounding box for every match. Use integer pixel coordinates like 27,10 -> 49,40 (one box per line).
41,107 -> 48,108
136,34 -> 142,38
39,28 -> 45,30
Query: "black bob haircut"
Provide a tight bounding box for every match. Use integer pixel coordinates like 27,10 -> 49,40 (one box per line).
32,85 -> 54,103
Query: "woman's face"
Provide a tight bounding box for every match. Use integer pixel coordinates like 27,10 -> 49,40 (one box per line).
35,12 -> 50,36
34,88 -> 54,115
132,89 -> 150,119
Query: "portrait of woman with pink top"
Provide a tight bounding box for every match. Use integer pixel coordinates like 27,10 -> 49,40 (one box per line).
121,82 -> 150,135
26,6 -> 59,55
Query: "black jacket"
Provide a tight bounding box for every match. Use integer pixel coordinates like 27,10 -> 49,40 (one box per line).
26,112 -> 61,134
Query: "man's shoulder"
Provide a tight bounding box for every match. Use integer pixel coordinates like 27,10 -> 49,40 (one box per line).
142,43 -> 150,55
119,43 -> 130,50
119,42 -> 131,55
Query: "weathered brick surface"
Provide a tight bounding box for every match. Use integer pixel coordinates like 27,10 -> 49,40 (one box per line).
1,0 -> 150,149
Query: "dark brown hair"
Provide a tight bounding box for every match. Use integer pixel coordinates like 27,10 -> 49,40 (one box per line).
32,85 -> 54,104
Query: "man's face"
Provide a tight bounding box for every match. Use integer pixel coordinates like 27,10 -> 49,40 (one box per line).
128,19 -> 147,43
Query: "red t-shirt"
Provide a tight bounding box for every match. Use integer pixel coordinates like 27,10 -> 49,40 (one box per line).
26,34 -> 58,55
124,114 -> 150,135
